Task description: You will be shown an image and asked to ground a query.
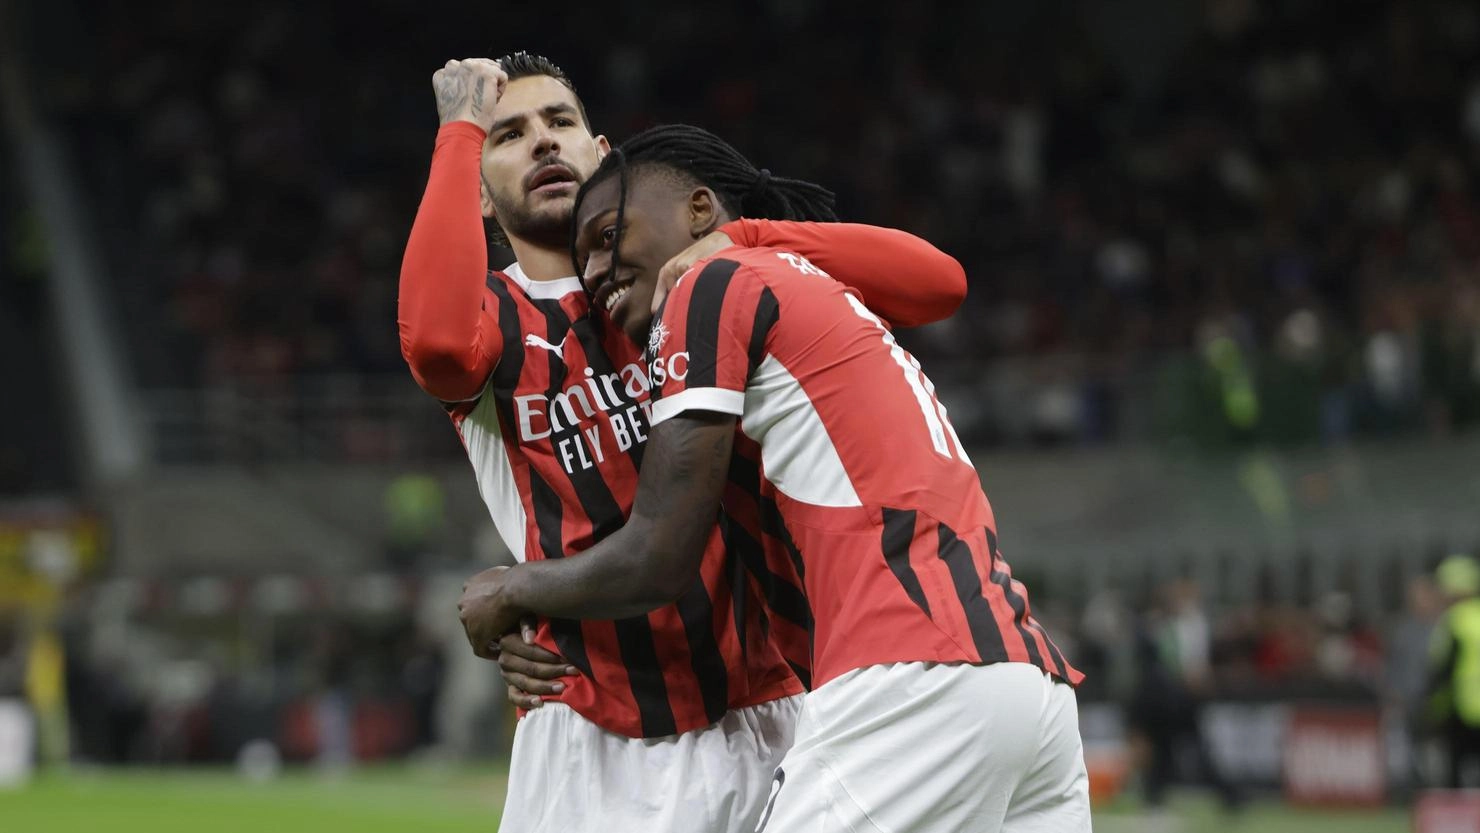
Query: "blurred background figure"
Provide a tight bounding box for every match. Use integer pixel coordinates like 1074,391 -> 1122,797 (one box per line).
1386,574 -> 1445,792
1429,554 -> 1480,788
1129,578 -> 1241,813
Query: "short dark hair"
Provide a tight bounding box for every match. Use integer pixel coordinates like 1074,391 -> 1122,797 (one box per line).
495,51 -> 591,131
571,123 -> 837,277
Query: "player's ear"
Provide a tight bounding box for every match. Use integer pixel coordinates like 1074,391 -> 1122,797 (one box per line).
687,187 -> 721,239
595,134 -> 611,161
480,177 -> 495,219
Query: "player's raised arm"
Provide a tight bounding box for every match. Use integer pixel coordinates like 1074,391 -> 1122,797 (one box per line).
724,219 -> 967,327
457,411 -> 735,652
398,59 -> 510,402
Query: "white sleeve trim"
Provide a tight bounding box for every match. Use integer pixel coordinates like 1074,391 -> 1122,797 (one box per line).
650,387 -> 745,425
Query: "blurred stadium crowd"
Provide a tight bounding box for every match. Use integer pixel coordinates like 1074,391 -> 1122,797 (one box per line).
3,0 -> 1480,808
14,0 -> 1480,450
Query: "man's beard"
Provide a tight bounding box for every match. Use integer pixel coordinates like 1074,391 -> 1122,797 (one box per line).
493,191 -> 574,248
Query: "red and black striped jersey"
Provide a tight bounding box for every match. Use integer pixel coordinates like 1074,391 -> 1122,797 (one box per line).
398,122 -> 968,736
647,247 -> 1083,690
447,265 -> 798,737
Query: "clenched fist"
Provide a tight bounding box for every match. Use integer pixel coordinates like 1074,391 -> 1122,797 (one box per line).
432,58 -> 507,133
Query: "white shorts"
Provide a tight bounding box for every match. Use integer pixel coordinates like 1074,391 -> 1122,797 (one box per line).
499,695 -> 802,833
756,663 -> 1090,833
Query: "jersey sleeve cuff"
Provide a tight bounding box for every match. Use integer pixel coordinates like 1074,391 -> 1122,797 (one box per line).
650,387 -> 745,426
437,120 -> 489,144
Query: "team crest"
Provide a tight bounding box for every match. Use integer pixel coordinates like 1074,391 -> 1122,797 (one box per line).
647,320 -> 670,356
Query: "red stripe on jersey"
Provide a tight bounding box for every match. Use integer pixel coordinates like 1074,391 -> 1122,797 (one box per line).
451,271 -> 799,737
649,249 -> 1083,689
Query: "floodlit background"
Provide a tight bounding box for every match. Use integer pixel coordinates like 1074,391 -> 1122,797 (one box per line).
3,0 -> 1478,829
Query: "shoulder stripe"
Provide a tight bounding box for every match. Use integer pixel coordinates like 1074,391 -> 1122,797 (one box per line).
683,259 -> 742,389
485,277 -> 527,424
746,286 -> 780,373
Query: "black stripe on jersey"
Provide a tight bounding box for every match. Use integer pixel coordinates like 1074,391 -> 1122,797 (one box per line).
881,508 -> 932,618
484,277 -> 592,677
982,527 -> 1045,669
727,455 -> 806,582
674,577 -> 731,725
937,521 -> 1011,665
985,533 -> 1072,679
528,473 -> 593,677
787,660 -> 812,691
719,536 -> 812,691
721,510 -> 812,632
532,298 -> 675,737
682,259 -> 742,389
485,276 -> 527,414
611,618 -> 675,736
745,287 -> 780,373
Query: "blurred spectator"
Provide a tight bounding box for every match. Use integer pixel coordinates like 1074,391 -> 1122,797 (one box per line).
1429,553 -> 1480,788
1129,578 -> 1242,810
1387,575 -> 1445,790
9,0 -> 1475,452
383,473 -> 446,574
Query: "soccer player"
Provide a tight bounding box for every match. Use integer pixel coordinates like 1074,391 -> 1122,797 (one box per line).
458,124 -> 1091,832
399,56 -> 967,831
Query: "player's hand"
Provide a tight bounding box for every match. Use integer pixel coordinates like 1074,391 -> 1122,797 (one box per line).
497,617 -> 579,709
653,231 -> 734,313
432,58 -> 507,133
457,565 -> 523,659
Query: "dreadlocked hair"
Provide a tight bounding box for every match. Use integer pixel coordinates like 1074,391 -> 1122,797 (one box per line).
602,124 -> 837,222
570,123 -> 837,283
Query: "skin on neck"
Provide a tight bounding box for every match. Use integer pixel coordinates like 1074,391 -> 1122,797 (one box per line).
506,234 -> 579,281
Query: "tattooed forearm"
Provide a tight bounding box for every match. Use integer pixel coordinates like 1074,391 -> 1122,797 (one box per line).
435,74 -> 470,125
471,77 -> 486,120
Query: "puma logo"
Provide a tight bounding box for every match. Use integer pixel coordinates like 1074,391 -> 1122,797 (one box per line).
524,333 -> 565,360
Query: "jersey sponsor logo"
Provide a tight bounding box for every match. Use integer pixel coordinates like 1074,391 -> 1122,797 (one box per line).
513,364 -> 656,474
647,320 -> 670,356
775,251 -> 828,278
524,333 -> 566,359
648,351 -> 689,387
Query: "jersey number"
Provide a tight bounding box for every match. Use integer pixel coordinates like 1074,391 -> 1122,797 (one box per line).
843,294 -> 970,463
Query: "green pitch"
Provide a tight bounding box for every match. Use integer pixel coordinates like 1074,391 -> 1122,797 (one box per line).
0,767 -> 1408,833
0,766 -> 505,833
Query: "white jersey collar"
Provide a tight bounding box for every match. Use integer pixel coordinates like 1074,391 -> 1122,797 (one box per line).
503,261 -> 584,300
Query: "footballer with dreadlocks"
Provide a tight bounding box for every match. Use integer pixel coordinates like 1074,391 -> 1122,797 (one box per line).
458,124 -> 1092,833
400,56 -> 967,832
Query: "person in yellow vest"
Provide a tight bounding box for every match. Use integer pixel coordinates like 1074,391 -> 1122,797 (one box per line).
23,618 -> 68,767
1430,554 -> 1480,787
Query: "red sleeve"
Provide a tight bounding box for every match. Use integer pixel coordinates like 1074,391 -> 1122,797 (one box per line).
720,219 -> 966,328
398,121 -> 503,402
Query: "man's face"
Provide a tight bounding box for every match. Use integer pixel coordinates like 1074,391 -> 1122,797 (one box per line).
574,173 -> 711,343
480,75 -> 608,248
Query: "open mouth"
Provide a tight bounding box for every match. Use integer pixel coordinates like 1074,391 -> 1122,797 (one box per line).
604,282 -> 631,313
594,275 -> 636,317
527,163 -> 577,194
